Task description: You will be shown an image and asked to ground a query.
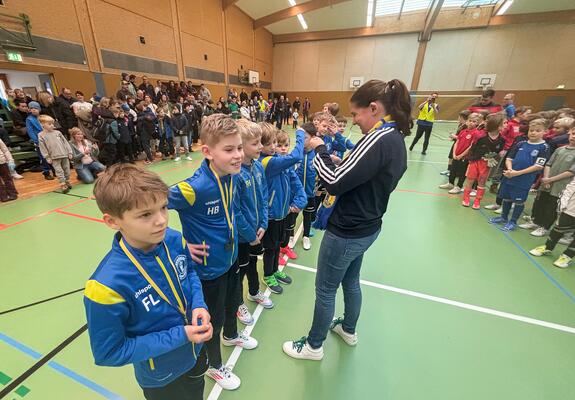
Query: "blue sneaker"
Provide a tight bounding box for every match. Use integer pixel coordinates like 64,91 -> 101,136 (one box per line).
489,217 -> 507,224
500,222 -> 517,232
309,229 -> 315,238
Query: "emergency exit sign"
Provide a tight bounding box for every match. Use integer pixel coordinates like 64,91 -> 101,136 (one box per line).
6,51 -> 23,63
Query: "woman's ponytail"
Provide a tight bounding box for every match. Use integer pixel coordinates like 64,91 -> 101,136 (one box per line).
383,79 -> 413,136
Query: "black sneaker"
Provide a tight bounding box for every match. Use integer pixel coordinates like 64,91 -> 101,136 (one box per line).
263,275 -> 283,294
274,270 -> 292,285
421,151 -> 427,155
44,173 -> 54,180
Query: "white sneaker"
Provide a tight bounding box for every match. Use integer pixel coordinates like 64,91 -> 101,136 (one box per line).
484,204 -> 501,210
530,227 -> 549,237
185,155 -> 193,161
282,337 -> 323,361
470,190 -> 477,197
559,235 -> 573,245
529,245 -> 551,257
236,304 -> 254,325
495,208 -> 503,214
523,215 -> 534,222
247,291 -> 274,309
302,236 -> 311,250
222,330 -> 258,349
174,157 -> 181,162
288,236 -> 296,249
554,254 -> 572,268
448,186 -> 462,194
206,365 -> 241,390
438,183 -> 454,190
439,170 -> 450,176
11,172 -> 23,179
518,222 -> 538,230
330,317 -> 358,346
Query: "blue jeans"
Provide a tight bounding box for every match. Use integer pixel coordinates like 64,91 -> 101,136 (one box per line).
75,161 -> 105,184
307,229 -> 380,349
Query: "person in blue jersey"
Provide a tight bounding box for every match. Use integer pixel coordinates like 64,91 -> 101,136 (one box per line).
275,129 -> 308,265
489,118 -> 550,232
233,119 -> 273,327
258,122 -> 304,294
282,79 -> 410,361
168,114 -> 257,391
282,122 -> 318,252
334,115 -> 355,159
84,164 -> 212,400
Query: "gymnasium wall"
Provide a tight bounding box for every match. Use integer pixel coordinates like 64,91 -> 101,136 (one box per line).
0,0 -> 273,97
272,20 -> 575,119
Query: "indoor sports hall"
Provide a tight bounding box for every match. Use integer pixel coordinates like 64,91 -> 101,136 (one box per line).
0,1 -> 574,399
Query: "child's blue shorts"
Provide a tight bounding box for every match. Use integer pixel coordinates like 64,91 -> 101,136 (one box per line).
498,182 -> 529,202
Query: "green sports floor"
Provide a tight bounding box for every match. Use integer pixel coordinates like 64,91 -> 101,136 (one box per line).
1,122 -> 574,400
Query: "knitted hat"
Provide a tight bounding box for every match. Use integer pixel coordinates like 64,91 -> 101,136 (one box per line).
28,101 -> 41,110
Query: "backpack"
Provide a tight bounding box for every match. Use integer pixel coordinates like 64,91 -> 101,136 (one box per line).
93,118 -> 110,143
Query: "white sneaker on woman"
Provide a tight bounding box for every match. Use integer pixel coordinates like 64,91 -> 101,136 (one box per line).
282,337 -> 323,360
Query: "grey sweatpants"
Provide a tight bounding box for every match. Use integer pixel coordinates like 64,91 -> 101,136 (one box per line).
51,158 -> 71,183
173,135 -> 189,156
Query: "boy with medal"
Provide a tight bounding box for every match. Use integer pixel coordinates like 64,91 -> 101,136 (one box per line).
168,114 -> 258,391
84,164 -> 212,400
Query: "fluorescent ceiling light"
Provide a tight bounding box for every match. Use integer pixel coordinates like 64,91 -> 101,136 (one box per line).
288,0 -> 296,6
366,0 -> 374,26
297,13 -> 308,30
496,0 -> 513,15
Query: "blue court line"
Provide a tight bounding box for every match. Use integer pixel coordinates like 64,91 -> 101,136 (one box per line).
0,332 -> 123,400
479,209 -> 575,304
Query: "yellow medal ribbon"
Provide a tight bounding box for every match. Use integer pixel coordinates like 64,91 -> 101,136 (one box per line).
209,163 -> 234,241
119,239 -> 188,324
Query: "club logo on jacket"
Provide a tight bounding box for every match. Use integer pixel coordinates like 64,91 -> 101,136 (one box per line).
174,254 -> 187,280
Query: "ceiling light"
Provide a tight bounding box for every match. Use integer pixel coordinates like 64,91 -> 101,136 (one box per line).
496,0 -> 513,16
366,0 -> 374,26
288,0 -> 296,6
297,13 -> 308,30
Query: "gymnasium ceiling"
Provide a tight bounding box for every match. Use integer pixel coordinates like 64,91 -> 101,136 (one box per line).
236,0 -> 575,35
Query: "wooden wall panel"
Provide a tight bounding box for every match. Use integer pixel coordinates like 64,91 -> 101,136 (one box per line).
227,49 -> 254,77
102,0 -> 173,26
91,0 -> 177,63
178,0 -> 224,46
255,28 -> 273,64
182,33 -> 225,73
1,0 -> 83,43
255,59 -> 272,83
226,6 -> 254,57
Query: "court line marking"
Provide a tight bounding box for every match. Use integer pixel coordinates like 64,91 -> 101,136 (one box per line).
285,262 -> 575,335
206,223 -> 304,400
0,331 -> 123,400
479,209 -> 575,304
54,209 -> 105,224
407,159 -> 446,165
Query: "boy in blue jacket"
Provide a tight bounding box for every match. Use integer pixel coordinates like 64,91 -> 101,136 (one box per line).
168,114 -> 257,391
258,122 -> 305,293
84,164 -> 212,400
233,120 -> 273,327
335,116 -> 355,159
276,129 -> 308,265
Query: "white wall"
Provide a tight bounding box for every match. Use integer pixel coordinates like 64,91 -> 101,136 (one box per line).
272,21 -> 575,92
272,33 -> 420,91
0,69 -> 42,91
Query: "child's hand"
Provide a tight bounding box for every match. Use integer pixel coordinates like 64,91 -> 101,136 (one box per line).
68,154 -> 73,160
541,177 -> 551,184
289,206 -> 300,213
503,169 -> 517,178
184,323 -> 212,344
187,243 -> 209,264
309,137 -> 324,149
47,159 -> 52,164
256,228 -> 266,241
330,155 -> 342,165
250,238 -> 260,246
191,307 -> 211,327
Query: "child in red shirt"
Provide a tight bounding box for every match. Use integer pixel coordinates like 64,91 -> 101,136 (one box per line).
439,113 -> 481,194
462,113 -> 506,209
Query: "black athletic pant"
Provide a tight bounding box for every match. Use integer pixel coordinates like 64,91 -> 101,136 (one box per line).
449,159 -> 468,187
262,219 -> 284,277
410,124 -> 433,153
117,142 -> 134,163
142,347 -> 208,400
238,242 -> 262,299
281,212 -> 298,248
546,212 -> 575,258
532,191 -> 559,230
303,197 -> 316,237
200,261 -> 240,368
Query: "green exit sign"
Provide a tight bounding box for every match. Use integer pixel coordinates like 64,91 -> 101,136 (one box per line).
6,51 -> 23,63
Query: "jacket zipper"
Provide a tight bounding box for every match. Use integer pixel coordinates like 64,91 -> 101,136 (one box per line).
268,190 -> 275,207
148,358 -> 155,371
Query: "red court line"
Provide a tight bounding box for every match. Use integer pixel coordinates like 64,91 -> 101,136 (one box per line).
0,197 -> 91,230
54,209 -> 104,224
